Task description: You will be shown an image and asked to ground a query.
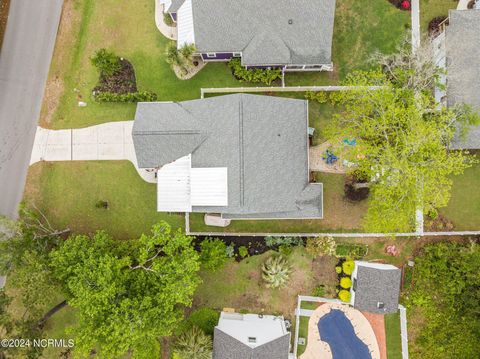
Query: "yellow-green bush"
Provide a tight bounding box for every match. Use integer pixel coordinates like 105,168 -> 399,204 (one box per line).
342,260 -> 355,275
340,277 -> 352,289
338,290 -> 351,303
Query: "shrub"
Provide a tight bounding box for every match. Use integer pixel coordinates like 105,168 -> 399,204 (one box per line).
94,91 -> 158,103
342,260 -> 355,275
199,238 -> 227,271
238,246 -> 248,258
338,290 -> 351,303
173,326 -> 212,359
188,308 -> 219,335
225,244 -> 235,258
265,236 -> 303,248
91,48 -> 121,77
262,255 -> 292,288
228,58 -> 282,85
305,236 -> 337,257
305,91 -> 329,104
335,243 -> 368,259
340,277 -> 352,289
179,43 -> 196,61
166,41 -> 183,67
335,266 -> 342,274
313,285 -> 326,297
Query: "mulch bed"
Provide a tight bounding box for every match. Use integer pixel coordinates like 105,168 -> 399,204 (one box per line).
93,58 -> 137,94
424,214 -> 454,231
344,176 -> 370,202
388,0 -> 411,11
195,235 -> 269,261
428,16 -> 448,37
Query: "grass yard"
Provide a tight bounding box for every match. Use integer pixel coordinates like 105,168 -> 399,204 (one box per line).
41,0 -> 244,129
440,157 -> 480,230
194,247 -> 337,319
189,172 -> 367,234
285,0 -> 410,86
419,0 -> 457,34
385,312 -> 402,359
23,161 -> 183,239
296,315 -> 310,356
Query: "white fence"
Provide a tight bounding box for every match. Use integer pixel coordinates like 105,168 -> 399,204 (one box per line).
399,305 -> 409,359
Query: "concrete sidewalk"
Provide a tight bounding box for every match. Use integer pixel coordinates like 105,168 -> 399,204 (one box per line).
30,121 -> 155,183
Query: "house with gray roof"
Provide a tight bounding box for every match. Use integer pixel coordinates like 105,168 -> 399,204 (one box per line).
132,94 -> 323,220
435,9 -> 480,148
160,0 -> 336,71
350,261 -> 401,314
213,312 -> 291,359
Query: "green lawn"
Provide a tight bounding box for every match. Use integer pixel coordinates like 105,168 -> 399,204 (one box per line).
43,0 -> 410,129
43,0 -> 245,129
285,0 -> 410,85
420,0 -> 457,33
296,316 -> 310,356
385,312 -> 402,359
189,172 -> 367,233
440,158 -> 480,230
23,161 -> 183,239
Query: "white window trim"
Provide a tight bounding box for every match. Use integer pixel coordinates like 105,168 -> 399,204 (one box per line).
206,52 -> 216,58
233,52 -> 241,57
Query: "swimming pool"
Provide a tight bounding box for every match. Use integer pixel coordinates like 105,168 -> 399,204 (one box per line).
318,309 -> 371,359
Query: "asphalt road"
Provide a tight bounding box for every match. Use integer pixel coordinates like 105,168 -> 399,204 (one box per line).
0,0 -> 63,219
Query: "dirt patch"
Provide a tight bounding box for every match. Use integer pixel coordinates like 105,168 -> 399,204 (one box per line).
344,176 -> 370,202
311,256 -> 338,297
362,311 -> 387,359
93,58 -> 137,94
0,0 -> 10,51
39,0 -> 76,127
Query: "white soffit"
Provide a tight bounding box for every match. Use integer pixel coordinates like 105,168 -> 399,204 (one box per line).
191,168 -> 228,206
157,155 -> 191,212
177,0 -> 195,48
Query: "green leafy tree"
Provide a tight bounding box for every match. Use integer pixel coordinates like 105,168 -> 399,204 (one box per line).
199,238 -> 228,271
90,48 -> 121,76
407,241 -> 480,358
261,255 -> 292,288
173,326 -> 212,359
50,222 -> 201,358
326,69 -> 478,232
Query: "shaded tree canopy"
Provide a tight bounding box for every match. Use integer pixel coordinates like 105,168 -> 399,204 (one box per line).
326,67 -> 478,233
50,221 -> 201,358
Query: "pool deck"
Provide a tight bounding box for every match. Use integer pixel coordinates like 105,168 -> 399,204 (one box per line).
300,302 -> 380,359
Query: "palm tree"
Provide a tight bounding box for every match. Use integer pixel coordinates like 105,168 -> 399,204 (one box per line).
262,255 -> 292,288
165,41 -> 183,67
173,326 -> 212,359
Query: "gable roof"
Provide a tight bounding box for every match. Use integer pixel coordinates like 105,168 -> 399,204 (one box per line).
213,313 -> 290,359
132,94 -> 323,219
352,261 -> 401,314
186,0 -> 336,66
445,10 -> 480,149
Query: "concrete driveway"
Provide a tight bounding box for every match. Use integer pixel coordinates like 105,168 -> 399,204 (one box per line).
0,0 -> 63,218
30,121 -> 155,183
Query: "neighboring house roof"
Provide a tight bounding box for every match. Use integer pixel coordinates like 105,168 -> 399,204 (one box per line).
132,94 -> 323,219
213,312 -> 290,359
177,0 -> 336,66
352,261 -> 401,314
445,10 -> 480,149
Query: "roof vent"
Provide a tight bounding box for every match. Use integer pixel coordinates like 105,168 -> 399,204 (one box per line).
377,302 -> 385,309
248,337 -> 257,343
288,19 -> 293,25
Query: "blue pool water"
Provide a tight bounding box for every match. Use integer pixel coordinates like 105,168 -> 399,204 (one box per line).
318,309 -> 372,359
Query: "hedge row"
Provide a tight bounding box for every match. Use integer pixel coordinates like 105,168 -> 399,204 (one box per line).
94,91 -> 158,103
228,58 -> 282,85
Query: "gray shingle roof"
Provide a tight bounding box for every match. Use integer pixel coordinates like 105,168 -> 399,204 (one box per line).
190,0 -> 336,66
213,328 -> 290,359
445,10 -> 480,149
132,94 -> 323,219
167,0 -> 185,13
353,264 -> 401,314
